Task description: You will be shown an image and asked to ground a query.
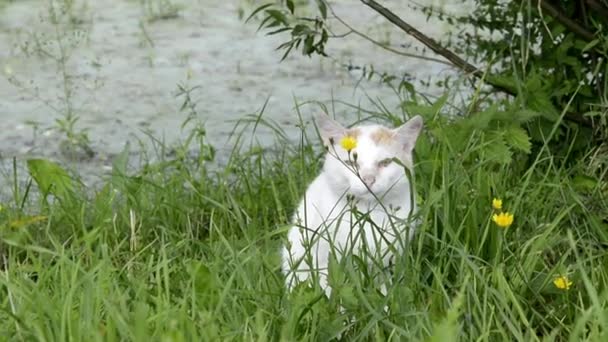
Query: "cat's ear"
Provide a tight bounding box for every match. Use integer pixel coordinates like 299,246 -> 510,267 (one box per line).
314,113 -> 346,144
393,115 -> 423,152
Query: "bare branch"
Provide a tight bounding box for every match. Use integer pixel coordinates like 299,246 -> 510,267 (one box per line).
360,0 -> 515,95
327,3 -> 452,66
585,0 -> 608,18
533,0 -> 595,41
359,0 -> 592,127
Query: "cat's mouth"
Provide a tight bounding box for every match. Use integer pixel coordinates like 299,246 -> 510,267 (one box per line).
349,182 -> 396,201
349,184 -> 378,198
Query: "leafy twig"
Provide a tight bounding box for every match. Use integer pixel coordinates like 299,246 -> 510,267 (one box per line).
327,2 -> 452,66
360,0 -> 514,94
360,0 -> 592,127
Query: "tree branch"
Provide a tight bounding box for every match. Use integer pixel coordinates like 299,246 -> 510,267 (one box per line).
327,3 -> 453,66
532,0 -> 595,41
359,0 -> 515,95
585,0 -> 608,18
360,0 -> 592,127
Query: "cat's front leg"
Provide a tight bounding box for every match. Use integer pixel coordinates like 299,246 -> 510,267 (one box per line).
282,235 -> 333,297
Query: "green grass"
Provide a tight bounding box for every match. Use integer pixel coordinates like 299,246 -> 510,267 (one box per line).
1,100 -> 608,341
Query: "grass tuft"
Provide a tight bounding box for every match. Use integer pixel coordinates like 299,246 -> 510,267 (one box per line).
1,94 -> 608,340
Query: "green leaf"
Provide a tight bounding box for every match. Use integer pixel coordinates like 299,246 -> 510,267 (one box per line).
430,94 -> 448,115
527,118 -> 561,142
504,125 -> 531,154
291,24 -> 310,37
403,96 -> 444,118
327,255 -> 344,287
188,261 -> 218,293
398,80 -> 416,99
527,93 -> 559,121
286,0 -> 294,14
280,41 -> 295,61
468,103 -> 500,130
336,285 -> 358,310
487,74 -> 517,94
550,24 -> 566,37
245,3 -> 273,24
316,0 -> 327,19
266,9 -> 288,26
427,279 -> 466,342
267,27 -> 292,35
562,56 -> 581,68
513,109 -> 543,123
303,35 -> 314,55
582,39 -> 599,52
573,174 -> 598,192
27,159 -> 74,199
483,133 -> 512,164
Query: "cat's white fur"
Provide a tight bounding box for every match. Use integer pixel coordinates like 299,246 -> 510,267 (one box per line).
282,114 -> 423,297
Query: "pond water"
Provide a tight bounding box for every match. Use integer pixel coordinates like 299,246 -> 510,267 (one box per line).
0,0 -> 467,194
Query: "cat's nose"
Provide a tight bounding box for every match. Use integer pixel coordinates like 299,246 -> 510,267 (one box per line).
362,175 -> 376,186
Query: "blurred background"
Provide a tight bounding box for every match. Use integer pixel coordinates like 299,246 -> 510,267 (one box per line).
0,0 -> 463,190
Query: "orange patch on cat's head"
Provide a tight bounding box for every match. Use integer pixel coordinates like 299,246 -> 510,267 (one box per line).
345,128 -> 361,139
326,128 -> 360,148
370,127 -> 395,145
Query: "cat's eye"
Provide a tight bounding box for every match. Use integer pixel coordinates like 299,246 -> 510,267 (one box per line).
377,158 -> 393,168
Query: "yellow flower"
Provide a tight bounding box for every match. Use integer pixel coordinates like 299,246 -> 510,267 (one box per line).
492,212 -> 514,228
553,275 -> 573,290
492,198 -> 503,210
340,136 -> 357,152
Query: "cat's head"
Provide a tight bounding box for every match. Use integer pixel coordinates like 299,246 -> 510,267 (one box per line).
315,114 -> 423,199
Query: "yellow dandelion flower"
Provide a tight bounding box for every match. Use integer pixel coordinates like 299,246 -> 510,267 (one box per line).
492,212 -> 514,228
553,275 -> 573,290
492,198 -> 503,210
340,136 -> 357,152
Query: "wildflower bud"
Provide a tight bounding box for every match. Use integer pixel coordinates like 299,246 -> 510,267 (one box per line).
353,152 -> 358,161
328,137 -> 335,145
492,198 -> 503,210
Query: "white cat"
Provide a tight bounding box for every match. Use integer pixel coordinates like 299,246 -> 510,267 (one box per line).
282,114 -> 423,298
